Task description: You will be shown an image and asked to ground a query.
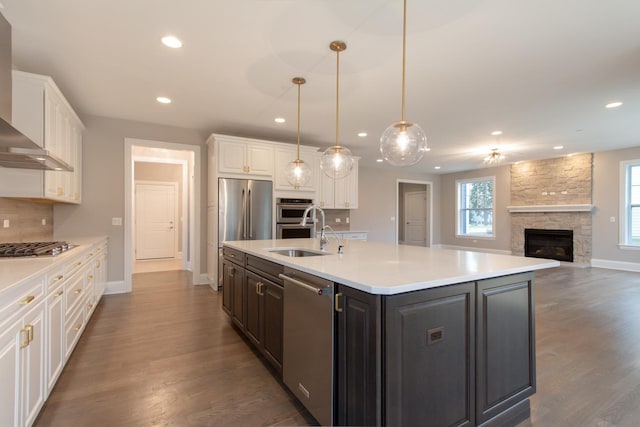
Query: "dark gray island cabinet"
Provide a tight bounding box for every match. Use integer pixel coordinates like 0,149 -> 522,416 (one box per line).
220,241 -> 547,426
338,272 -> 535,427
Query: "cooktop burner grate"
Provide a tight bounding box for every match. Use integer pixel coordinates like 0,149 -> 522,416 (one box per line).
0,241 -> 75,257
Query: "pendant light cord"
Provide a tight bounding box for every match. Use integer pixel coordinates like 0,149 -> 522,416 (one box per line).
401,0 -> 407,123
296,81 -> 301,160
335,47 -> 340,148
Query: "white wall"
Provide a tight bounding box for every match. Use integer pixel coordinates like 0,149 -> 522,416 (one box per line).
53,115 -> 207,283
350,166 -> 440,244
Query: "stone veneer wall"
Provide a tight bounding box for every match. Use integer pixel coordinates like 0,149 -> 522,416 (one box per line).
510,153 -> 593,265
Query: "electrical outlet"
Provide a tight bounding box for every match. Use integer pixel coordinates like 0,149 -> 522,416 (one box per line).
42,218 -> 47,225
346,217 -> 350,224
112,217 -> 123,226
3,219 -> 9,228
610,216 -> 616,223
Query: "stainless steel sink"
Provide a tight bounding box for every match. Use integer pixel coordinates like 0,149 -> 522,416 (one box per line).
268,248 -> 328,257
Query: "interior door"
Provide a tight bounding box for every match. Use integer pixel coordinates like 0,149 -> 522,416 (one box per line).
135,182 -> 177,259
404,191 -> 427,247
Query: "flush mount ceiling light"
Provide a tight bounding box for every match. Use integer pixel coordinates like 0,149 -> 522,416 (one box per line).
156,96 -> 171,104
274,117 -> 286,124
379,0 -> 428,167
491,130 -> 503,136
553,145 -> 564,150
605,101 -> 623,109
358,132 -> 368,137
161,35 -> 182,48
284,77 -> 313,189
320,41 -> 354,179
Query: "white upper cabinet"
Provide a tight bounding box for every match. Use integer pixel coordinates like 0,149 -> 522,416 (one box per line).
0,71 -> 84,203
318,158 -> 359,209
274,146 -> 317,192
217,136 -> 273,176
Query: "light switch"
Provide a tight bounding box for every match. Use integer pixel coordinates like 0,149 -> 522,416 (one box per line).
3,219 -> 9,228
335,218 -> 341,223
112,217 -> 123,226
610,216 -> 616,223
346,217 -> 350,224
42,218 -> 47,225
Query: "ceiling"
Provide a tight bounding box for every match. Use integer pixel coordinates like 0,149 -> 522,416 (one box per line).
2,0 -> 639,173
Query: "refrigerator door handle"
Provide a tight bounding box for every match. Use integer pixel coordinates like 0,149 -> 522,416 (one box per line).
241,189 -> 247,239
248,189 -> 253,239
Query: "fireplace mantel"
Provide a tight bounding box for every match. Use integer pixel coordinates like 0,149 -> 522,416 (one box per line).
507,204 -> 594,213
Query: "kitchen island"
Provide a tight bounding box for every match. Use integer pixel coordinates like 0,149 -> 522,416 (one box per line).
222,238 -> 558,427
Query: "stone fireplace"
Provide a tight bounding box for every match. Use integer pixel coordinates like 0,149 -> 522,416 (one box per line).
509,154 -> 593,265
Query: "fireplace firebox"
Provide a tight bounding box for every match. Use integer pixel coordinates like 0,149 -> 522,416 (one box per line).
524,228 -> 573,262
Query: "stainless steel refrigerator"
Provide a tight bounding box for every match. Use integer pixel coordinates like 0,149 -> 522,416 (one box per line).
218,178 -> 273,284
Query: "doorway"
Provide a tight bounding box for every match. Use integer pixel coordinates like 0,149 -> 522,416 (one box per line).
397,180 -> 432,247
124,138 -> 202,292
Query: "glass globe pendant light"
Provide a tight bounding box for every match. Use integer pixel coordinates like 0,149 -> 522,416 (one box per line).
380,0 -> 428,166
285,77 -> 312,188
320,40 -> 354,179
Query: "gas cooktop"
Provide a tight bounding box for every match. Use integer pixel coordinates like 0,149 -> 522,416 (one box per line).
0,241 -> 75,258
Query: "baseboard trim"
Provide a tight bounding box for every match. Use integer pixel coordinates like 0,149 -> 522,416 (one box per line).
197,273 -> 210,285
105,280 -> 128,295
434,244 -> 512,256
591,258 -> 640,272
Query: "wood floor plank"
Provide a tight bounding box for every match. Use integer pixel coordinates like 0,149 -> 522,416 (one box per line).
34,267 -> 640,426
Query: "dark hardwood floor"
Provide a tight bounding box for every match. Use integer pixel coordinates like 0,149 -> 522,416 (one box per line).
34,266 -> 640,427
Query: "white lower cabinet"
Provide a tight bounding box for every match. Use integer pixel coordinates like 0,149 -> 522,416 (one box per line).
0,238 -> 108,427
45,282 -> 64,394
0,281 -> 46,427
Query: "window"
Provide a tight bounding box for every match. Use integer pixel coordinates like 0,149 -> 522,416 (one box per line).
456,177 -> 495,238
621,160 -> 640,247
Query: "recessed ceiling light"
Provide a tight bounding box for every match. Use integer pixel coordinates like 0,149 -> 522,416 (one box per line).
274,117 -> 286,124
376,159 -> 383,163
605,102 -> 623,109
434,166 -> 441,170
424,147 -> 431,152
491,130 -> 503,136
161,36 -> 182,48
156,96 -> 171,104
553,145 -> 564,150
357,132 -> 368,137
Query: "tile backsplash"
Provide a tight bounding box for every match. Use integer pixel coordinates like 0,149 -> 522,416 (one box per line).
324,209 -> 350,231
0,198 -> 53,242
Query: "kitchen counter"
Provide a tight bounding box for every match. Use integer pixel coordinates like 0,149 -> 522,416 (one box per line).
223,238 -> 559,295
0,236 -> 107,292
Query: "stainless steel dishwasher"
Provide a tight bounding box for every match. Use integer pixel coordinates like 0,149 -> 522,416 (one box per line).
280,267 -> 334,426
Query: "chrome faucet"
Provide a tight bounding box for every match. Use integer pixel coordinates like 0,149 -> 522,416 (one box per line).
301,204 -> 328,250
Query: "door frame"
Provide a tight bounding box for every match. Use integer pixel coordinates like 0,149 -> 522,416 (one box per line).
124,138 -> 202,292
134,180 -> 180,260
396,179 -> 433,246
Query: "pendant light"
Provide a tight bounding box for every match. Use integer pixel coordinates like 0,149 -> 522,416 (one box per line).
285,77 -> 312,188
379,0 -> 428,166
320,40 -> 354,179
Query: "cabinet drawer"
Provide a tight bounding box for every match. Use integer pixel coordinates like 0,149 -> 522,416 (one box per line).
64,271 -> 85,320
0,278 -> 45,327
342,232 -> 367,240
246,255 -> 284,285
64,301 -> 85,359
223,247 -> 245,265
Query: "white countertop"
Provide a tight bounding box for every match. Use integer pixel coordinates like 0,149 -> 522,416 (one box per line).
0,236 -> 107,293
223,238 -> 560,295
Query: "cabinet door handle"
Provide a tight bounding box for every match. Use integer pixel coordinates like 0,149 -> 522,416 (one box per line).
55,290 -> 64,297
74,324 -> 82,332
54,274 -> 64,282
20,328 -> 30,349
75,261 -> 82,267
87,303 -> 94,310
20,295 -> 35,305
256,282 -> 265,296
88,275 -> 94,280
74,289 -> 82,295
27,324 -> 34,342
335,293 -> 343,313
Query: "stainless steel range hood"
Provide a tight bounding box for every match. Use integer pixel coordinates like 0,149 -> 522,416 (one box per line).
0,11 -> 72,171
0,117 -> 73,170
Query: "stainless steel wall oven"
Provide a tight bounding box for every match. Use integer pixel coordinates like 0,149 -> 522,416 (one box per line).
276,198 -> 315,239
